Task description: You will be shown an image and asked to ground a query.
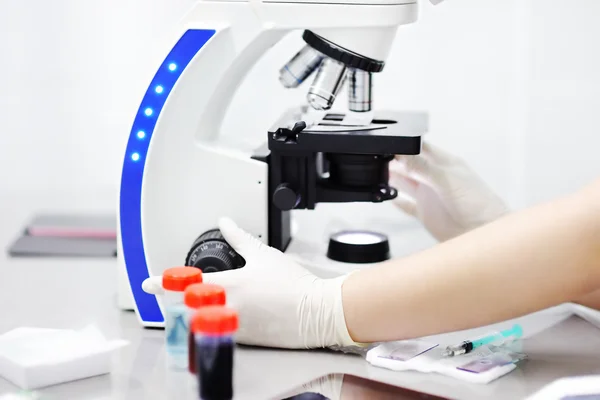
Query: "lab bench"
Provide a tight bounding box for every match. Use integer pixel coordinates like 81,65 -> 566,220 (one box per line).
0,191 -> 599,400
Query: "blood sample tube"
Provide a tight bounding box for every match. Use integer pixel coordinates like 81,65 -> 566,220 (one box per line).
183,283 -> 226,374
162,267 -> 202,370
191,306 -> 239,400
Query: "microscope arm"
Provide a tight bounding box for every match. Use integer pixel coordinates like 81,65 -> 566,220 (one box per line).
117,0 -> 421,325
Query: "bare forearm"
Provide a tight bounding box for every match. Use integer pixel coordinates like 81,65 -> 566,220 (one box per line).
343,183 -> 600,343
575,289 -> 600,310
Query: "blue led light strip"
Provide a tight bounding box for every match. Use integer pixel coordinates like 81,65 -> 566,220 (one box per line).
120,29 -> 216,323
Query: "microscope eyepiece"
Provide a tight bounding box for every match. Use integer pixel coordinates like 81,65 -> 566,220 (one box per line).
348,69 -> 373,112
307,58 -> 347,111
279,45 -> 324,89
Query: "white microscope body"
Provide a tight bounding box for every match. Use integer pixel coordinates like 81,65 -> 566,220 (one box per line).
117,0 -> 440,327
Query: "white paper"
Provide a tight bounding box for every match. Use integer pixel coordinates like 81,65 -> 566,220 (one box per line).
367,303 -> 600,385
0,325 -> 128,390
384,340 -> 438,361
367,343 -> 517,384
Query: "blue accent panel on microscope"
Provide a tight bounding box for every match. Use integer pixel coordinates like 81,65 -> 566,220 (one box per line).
119,29 -> 216,324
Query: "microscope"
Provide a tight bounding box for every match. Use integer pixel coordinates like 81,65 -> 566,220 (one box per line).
117,0 -> 441,327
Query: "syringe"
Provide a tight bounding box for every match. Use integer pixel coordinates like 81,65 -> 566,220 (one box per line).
441,324 -> 524,357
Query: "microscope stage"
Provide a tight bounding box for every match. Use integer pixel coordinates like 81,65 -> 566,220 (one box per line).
269,108 -> 428,156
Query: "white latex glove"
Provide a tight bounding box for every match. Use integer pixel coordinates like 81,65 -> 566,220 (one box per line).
197,218 -> 359,349
391,142 -> 508,242
142,276 -> 163,296
140,247 -> 357,351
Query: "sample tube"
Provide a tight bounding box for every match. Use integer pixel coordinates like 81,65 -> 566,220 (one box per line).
192,306 -> 239,400
162,267 -> 203,369
348,69 -> 373,112
307,58 -> 347,111
184,283 -> 227,375
279,45 -> 324,88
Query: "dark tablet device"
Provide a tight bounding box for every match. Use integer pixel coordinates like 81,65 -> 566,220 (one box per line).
7,214 -> 117,258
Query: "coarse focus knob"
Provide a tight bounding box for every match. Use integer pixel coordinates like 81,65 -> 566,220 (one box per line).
185,229 -> 245,273
273,183 -> 300,211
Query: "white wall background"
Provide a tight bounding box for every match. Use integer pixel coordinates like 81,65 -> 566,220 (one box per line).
0,0 -> 599,209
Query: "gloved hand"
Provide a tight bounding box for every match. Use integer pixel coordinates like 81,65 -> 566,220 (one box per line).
390,142 -> 508,242
140,218 -> 360,349
203,217 -> 360,349
182,218 -> 356,349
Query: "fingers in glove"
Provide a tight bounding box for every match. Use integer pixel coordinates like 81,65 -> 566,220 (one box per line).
396,141 -> 460,169
201,268 -> 244,287
218,217 -> 263,256
389,174 -> 419,217
394,153 -> 440,186
389,173 -> 419,198
393,194 -> 418,217
141,276 -> 164,295
421,141 -> 461,165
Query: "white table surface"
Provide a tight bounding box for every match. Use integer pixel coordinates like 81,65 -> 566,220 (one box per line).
0,190 -> 599,400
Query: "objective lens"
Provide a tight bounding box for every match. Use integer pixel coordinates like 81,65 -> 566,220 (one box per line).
307,58 -> 347,111
348,69 -> 373,112
279,45 -> 324,88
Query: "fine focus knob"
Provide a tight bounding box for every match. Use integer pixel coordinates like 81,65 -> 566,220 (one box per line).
327,230 -> 390,264
185,229 -> 245,273
273,183 -> 300,211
